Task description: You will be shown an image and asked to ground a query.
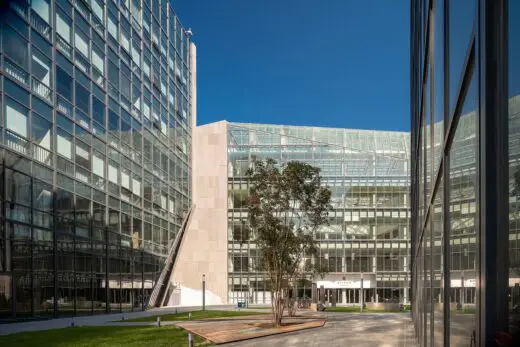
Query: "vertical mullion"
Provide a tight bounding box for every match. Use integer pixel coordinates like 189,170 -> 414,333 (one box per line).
30,177 -> 34,317
477,0 -> 509,344
442,0 -> 450,345
105,227 -> 109,313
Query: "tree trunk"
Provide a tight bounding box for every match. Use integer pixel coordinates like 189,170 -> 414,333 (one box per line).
272,290 -> 284,327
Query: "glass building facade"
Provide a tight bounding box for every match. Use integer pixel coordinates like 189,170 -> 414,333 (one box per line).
226,122 -> 411,305
0,0 -> 193,320
411,0 -> 519,345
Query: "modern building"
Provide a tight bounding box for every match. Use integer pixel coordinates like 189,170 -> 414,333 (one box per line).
169,121 -> 411,307
410,0 -> 519,345
0,0 -> 196,319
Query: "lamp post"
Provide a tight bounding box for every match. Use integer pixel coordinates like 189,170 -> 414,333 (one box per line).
360,272 -> 364,313
202,274 -> 206,311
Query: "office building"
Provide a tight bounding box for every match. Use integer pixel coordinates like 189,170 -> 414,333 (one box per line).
410,0 -> 518,345
0,0 -> 195,319
169,121 -> 411,307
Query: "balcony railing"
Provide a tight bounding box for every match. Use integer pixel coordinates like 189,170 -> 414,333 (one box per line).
32,144 -> 52,166
31,11 -> 51,40
56,35 -> 72,59
32,78 -> 52,102
75,0 -> 90,20
75,166 -> 90,184
56,95 -> 73,117
75,52 -> 90,73
92,69 -> 104,86
4,58 -> 29,85
92,16 -> 104,34
5,131 -> 29,155
11,1 -> 28,19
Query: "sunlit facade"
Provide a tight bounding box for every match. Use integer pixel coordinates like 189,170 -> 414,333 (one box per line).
0,0 -> 194,320
410,0 -> 519,345
226,122 -> 411,305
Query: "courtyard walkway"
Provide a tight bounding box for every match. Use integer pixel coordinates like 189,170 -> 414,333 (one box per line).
1,308 -> 418,346
224,312 -> 417,347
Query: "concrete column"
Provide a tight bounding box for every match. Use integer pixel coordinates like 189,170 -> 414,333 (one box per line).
311,283 -> 317,303
331,289 -> 336,307
404,287 -> 409,304
319,285 -> 325,303
342,289 -> 346,304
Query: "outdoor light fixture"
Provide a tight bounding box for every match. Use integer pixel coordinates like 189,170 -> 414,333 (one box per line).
202,274 -> 206,311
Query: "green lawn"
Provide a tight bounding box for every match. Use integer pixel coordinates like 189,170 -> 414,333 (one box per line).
0,326 -> 211,347
452,308 -> 477,314
324,306 -> 404,313
123,310 -> 265,322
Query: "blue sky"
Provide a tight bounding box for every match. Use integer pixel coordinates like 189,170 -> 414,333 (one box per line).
174,0 -> 410,131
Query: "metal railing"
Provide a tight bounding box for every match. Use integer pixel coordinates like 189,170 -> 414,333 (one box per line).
148,205 -> 195,308
32,144 -> 52,165
32,78 -> 52,102
31,11 -> 51,40
57,36 -> 72,59
11,1 -> 28,19
5,131 -> 29,155
4,58 -> 29,85
56,95 -> 73,117
75,52 -> 90,73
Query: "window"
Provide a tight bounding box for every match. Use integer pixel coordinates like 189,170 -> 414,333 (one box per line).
32,49 -> 51,86
109,110 -> 119,131
75,140 -> 90,169
32,114 -> 52,149
75,30 -> 89,58
132,41 -> 141,67
92,47 -> 104,74
121,29 -> 130,52
93,97 -> 106,126
5,98 -> 28,138
121,169 -> 130,189
92,0 -> 104,22
143,57 -> 151,77
57,128 -> 73,159
132,177 -> 141,196
3,26 -> 28,68
121,75 -> 131,100
92,152 -> 105,178
108,61 -> 119,88
56,10 -> 72,43
32,0 -> 50,23
33,96 -> 52,121
56,66 -> 73,100
108,13 -> 118,39
108,162 -> 119,184
75,82 -> 90,114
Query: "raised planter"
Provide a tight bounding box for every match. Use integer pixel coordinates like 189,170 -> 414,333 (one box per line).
365,303 -> 401,311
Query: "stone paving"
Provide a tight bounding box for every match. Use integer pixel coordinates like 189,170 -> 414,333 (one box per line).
224,312 -> 417,347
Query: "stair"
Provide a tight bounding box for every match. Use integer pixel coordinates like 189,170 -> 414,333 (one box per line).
148,205 -> 195,308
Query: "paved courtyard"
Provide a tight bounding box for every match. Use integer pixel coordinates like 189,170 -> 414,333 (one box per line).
224,312 -> 417,347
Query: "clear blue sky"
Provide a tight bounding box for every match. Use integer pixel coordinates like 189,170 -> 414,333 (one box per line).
173,0 -> 410,131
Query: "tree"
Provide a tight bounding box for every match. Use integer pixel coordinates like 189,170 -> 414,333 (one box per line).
246,158 -> 332,327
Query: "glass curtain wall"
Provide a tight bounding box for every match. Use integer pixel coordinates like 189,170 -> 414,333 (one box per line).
411,0 -> 513,345
0,0 -> 192,320
227,123 -> 410,305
